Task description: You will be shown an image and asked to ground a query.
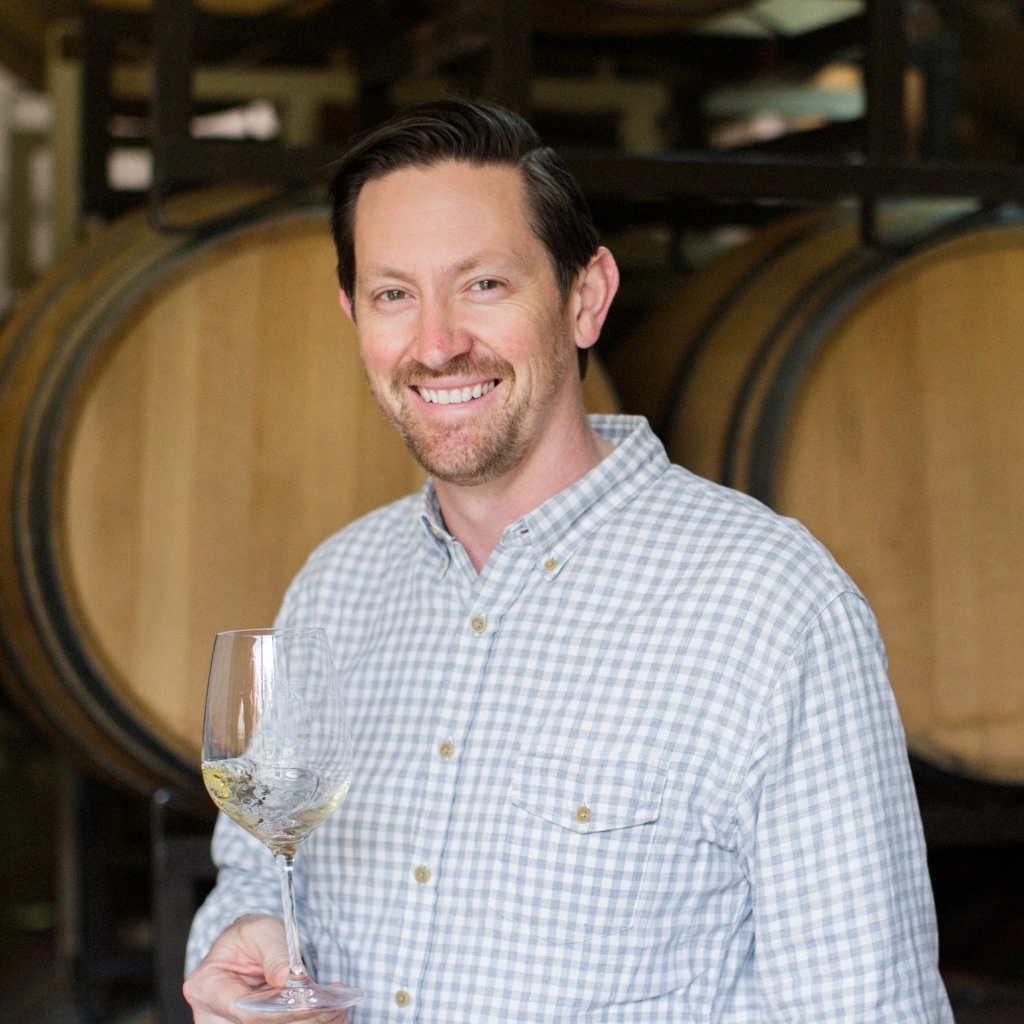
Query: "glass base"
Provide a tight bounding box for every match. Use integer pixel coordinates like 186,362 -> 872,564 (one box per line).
235,979 -> 366,1014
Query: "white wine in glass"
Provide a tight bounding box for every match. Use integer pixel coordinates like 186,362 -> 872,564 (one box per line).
201,627 -> 365,1013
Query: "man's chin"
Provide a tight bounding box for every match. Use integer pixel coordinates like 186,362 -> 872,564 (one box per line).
405,433 -> 525,487
408,448 -> 499,487
378,395 -> 527,485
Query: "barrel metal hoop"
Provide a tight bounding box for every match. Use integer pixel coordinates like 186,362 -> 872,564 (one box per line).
657,210 -> 845,448
721,243 -> 872,489
1,207 -> 168,790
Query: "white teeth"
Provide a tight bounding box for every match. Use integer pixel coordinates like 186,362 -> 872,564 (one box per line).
417,380 -> 495,405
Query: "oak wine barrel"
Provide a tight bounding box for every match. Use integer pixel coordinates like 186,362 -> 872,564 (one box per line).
613,201 -> 1024,785
0,189 -> 620,794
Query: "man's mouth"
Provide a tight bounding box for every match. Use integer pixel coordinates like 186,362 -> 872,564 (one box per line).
414,379 -> 498,405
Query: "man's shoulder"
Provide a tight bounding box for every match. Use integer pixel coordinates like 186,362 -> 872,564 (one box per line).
274,493 -> 424,625
301,492 -> 423,576
627,463 -> 858,605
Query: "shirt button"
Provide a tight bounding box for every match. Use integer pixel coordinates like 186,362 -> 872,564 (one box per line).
414,865 -> 431,884
470,615 -> 486,633
543,557 -> 557,571
576,805 -> 592,823
395,989 -> 411,1007
438,740 -> 455,759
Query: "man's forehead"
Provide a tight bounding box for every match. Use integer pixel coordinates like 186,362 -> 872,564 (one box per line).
355,160 -> 526,219
350,161 -> 540,269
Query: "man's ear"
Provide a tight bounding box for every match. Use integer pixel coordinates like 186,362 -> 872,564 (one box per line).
573,247 -> 619,351
339,287 -> 355,324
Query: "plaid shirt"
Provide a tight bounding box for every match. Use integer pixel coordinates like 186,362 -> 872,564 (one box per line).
188,415 -> 952,1023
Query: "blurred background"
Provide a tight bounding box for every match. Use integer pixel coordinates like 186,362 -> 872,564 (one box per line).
1,1 -> 1024,1021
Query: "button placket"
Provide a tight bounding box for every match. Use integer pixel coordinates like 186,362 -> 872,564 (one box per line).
388,589 -> 493,1017
390,541 -> 529,1018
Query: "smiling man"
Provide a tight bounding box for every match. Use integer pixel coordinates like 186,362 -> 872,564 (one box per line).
184,100 -> 954,1023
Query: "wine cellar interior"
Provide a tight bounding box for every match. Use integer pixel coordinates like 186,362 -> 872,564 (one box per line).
2,1 -> 1024,1021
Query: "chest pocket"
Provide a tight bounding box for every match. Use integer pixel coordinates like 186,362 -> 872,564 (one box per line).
488,752 -> 666,946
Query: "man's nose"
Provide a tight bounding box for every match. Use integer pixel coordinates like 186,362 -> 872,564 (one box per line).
413,300 -> 471,370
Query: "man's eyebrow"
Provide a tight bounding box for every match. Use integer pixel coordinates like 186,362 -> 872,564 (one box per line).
448,252 -> 522,277
360,264 -> 412,284
362,251 -> 529,285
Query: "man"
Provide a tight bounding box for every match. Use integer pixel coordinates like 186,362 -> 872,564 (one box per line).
185,99 -> 954,1023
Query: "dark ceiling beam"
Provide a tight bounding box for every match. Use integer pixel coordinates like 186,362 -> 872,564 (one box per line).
564,148 -> 1024,204
863,0 -> 906,160
0,4 -> 49,88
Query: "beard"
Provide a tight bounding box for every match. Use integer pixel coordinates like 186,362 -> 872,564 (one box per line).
369,331 -> 573,487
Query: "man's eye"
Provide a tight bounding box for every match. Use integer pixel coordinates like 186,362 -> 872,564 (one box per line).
380,288 -> 406,302
471,279 -> 500,291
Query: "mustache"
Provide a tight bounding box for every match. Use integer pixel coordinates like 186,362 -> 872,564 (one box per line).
392,353 -> 515,387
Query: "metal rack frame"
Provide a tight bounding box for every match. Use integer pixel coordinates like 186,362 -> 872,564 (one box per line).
75,1 -> 1024,228
126,0 -> 1024,228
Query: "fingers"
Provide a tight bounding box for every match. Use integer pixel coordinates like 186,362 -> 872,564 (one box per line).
183,914 -> 286,1022
183,915 -> 351,1024
185,968 -> 349,1023
182,961 -> 262,1023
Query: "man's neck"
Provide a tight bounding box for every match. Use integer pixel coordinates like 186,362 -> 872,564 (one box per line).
434,418 -> 614,573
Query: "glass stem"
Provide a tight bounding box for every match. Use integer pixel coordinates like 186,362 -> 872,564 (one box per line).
276,852 -> 310,985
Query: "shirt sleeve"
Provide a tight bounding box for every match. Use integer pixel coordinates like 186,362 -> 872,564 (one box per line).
740,590 -> 954,1023
184,812 -> 290,975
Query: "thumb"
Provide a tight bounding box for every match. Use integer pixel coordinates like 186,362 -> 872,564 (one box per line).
232,914 -> 295,987
261,940 -> 295,988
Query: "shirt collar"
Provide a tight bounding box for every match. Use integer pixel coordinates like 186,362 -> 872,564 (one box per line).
418,485 -> 452,568
513,415 -> 669,576
416,415 -> 670,575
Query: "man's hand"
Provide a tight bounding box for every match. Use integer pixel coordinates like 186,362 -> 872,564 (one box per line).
183,913 -> 348,1023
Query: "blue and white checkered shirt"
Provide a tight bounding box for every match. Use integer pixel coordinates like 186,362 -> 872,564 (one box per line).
188,415 -> 953,1023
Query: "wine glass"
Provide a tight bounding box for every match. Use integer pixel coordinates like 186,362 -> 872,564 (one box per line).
201,627 -> 365,1014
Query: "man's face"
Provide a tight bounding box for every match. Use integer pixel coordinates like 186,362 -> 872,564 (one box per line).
343,160 -> 583,487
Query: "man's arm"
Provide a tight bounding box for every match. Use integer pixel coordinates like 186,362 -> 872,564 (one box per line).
740,591 -> 953,1022
185,813 -> 282,972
